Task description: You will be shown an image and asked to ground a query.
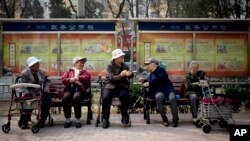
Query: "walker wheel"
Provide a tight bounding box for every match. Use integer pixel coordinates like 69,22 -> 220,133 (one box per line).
195,120 -> 203,128
2,124 -> 10,133
202,124 -> 212,133
31,124 -> 40,133
219,120 -> 228,128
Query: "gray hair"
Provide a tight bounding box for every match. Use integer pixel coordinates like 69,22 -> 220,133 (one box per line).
189,61 -> 199,68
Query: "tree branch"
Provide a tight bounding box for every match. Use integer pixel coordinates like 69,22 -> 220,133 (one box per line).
116,0 -> 125,18
68,0 -> 77,17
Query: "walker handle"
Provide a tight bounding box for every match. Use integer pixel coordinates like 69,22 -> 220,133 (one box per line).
10,83 -> 41,89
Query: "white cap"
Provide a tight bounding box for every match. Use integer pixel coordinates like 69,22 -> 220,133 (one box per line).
26,56 -> 41,67
73,56 -> 87,64
111,49 -> 125,60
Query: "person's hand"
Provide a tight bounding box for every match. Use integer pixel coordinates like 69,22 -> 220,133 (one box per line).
69,77 -> 78,83
126,71 -> 132,77
143,82 -> 149,87
138,77 -> 145,83
120,70 -> 127,77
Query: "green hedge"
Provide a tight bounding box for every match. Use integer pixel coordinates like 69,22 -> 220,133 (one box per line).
224,84 -> 250,112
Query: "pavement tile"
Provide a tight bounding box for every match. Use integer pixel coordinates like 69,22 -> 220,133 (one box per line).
0,113 -> 249,141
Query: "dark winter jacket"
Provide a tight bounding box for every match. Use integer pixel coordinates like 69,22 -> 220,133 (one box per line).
104,61 -> 134,89
184,70 -> 206,97
144,66 -> 175,98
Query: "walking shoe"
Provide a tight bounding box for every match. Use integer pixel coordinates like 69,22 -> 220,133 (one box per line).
162,116 -> 169,127
172,119 -> 178,127
103,119 -> 110,129
20,123 -> 29,129
121,116 -> 129,125
64,121 -> 72,128
75,122 -> 82,128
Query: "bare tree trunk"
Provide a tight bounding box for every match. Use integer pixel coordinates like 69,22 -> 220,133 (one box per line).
216,0 -> 223,18
145,0 -> 150,18
127,0 -> 134,18
234,0 -> 241,19
2,0 -> 10,17
246,0 -> 250,18
166,0 -> 173,18
10,0 -> 16,18
20,0 -> 29,18
116,0 -> 125,18
136,0 -> 139,17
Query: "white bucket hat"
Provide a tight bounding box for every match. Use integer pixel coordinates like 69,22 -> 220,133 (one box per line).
111,49 -> 125,60
26,56 -> 41,67
73,56 -> 87,64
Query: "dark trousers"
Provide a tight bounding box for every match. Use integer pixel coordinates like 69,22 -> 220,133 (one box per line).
155,92 -> 179,120
20,92 -> 51,124
102,87 -> 129,120
189,93 -> 199,118
62,91 -> 82,118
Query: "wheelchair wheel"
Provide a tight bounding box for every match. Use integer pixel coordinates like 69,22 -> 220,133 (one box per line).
31,124 -> 40,133
2,124 -> 10,133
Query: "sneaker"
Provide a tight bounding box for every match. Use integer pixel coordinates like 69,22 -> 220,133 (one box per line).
75,122 -> 82,128
172,119 -> 178,127
64,122 -> 72,128
103,119 -> 110,129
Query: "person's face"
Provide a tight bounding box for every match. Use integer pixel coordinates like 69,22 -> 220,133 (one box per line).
190,63 -> 199,74
75,60 -> 85,69
115,56 -> 124,64
146,63 -> 156,72
30,62 -> 40,73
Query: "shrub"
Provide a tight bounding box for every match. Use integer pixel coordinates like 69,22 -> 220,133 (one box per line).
129,83 -> 144,111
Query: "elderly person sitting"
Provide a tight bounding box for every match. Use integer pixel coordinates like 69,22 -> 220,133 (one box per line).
140,58 -> 179,127
185,61 -> 206,124
101,49 -> 134,129
61,57 -> 91,128
19,56 -> 51,129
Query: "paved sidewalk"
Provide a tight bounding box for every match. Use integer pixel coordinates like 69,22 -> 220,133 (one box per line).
0,113 -> 250,141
